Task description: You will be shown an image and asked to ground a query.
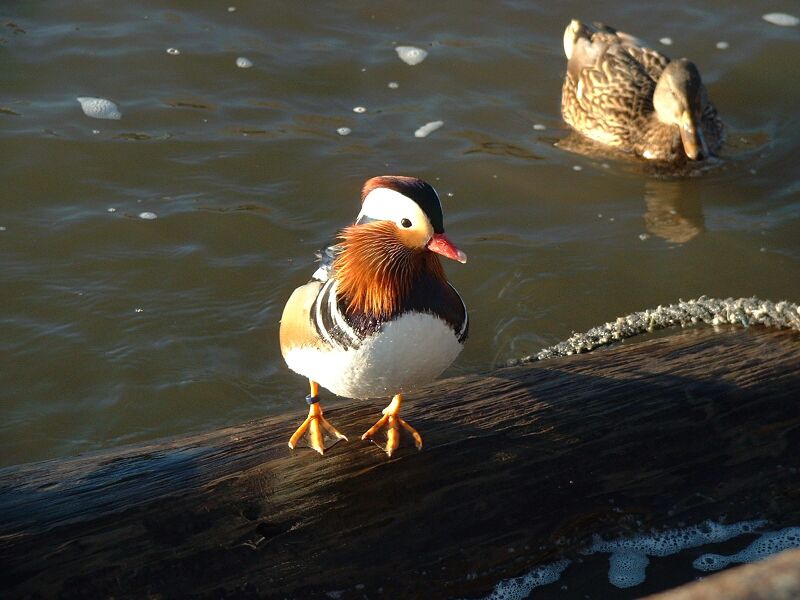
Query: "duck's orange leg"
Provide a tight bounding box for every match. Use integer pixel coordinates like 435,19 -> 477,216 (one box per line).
361,393 -> 423,457
288,380 -> 347,455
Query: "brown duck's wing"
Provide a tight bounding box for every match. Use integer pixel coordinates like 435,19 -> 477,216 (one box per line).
279,280 -> 326,357
585,22 -> 671,81
618,42 -> 671,80
565,37 -> 656,146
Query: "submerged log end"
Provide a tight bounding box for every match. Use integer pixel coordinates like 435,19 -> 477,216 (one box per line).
645,548 -> 800,600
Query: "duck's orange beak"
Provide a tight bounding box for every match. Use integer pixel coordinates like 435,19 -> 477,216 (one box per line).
427,233 -> 467,264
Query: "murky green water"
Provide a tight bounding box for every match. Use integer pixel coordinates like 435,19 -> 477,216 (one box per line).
2,1 -> 799,467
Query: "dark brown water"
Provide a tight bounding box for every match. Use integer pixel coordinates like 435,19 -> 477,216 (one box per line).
2,1 -> 799,469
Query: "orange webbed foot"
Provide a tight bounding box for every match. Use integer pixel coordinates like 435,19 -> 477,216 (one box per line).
288,396 -> 347,455
361,394 -> 422,457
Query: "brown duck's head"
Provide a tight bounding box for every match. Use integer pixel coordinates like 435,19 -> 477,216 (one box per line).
653,59 -> 710,160
333,176 -> 467,317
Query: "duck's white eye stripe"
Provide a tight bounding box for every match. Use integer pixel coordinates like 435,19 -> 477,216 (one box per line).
358,187 -> 431,233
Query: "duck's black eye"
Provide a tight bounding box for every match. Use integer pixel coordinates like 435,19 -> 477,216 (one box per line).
401,218 -> 412,228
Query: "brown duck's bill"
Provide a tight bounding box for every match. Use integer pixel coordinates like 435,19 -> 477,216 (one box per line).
680,110 -> 709,160
426,233 -> 467,263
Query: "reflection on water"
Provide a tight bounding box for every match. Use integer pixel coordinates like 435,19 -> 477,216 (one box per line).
643,180 -> 705,243
462,132 -> 544,161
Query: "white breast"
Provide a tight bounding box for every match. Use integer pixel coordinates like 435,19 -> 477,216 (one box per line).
284,312 -> 464,400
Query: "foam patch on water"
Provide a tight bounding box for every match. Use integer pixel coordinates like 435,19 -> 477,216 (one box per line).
585,519 -> 766,588
396,46 -> 428,65
763,12 -> 799,27
77,97 -> 121,120
608,550 -> 649,587
414,120 -> 443,138
480,560 -> 570,600
693,526 -> 800,571
236,57 -> 253,68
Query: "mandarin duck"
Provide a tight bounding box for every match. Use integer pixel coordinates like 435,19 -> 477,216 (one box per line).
561,20 -> 723,161
279,176 -> 468,456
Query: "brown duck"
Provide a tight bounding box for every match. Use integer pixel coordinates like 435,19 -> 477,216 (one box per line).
561,20 -> 723,161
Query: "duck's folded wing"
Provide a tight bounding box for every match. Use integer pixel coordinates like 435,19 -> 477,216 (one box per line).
618,43 -> 670,81
569,40 -> 656,128
280,280 -> 326,356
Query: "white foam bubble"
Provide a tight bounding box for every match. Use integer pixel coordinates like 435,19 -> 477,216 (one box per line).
480,560 -> 570,600
608,550 -> 649,588
587,520 -> 766,557
533,123 -> 546,130
166,47 -> 180,55
660,37 -> 673,46
353,106 -> 366,113
763,12 -> 799,27
388,81 -> 399,89
236,56 -> 253,68
336,127 -> 351,136
396,45 -> 428,66
585,519 -> 766,588
693,527 -> 800,571
716,41 -> 729,50
138,211 -> 158,220
414,120 -> 444,138
77,97 -> 121,120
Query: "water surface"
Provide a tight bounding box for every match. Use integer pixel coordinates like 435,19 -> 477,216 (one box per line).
2,1 -> 799,466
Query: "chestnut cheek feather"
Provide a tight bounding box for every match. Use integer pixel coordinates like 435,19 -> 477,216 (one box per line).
427,233 -> 467,264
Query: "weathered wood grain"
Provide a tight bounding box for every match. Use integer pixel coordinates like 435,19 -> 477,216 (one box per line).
644,548 -> 800,600
1,325 -> 799,599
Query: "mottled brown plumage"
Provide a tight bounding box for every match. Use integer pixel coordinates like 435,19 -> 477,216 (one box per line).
561,20 -> 723,162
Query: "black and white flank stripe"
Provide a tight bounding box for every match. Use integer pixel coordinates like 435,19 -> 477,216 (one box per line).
309,244 -> 468,351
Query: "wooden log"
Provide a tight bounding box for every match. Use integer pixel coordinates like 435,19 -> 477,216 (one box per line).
643,548 -> 800,600
1,325 -> 799,599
